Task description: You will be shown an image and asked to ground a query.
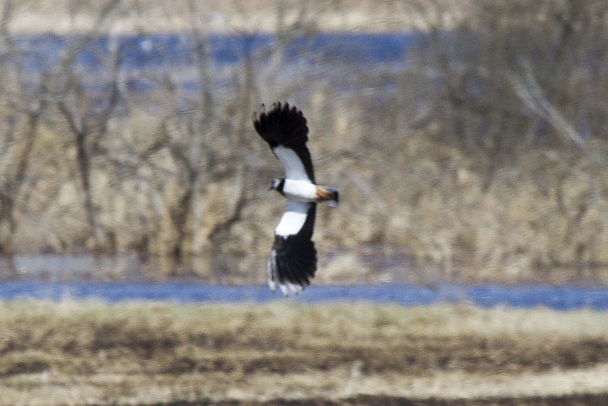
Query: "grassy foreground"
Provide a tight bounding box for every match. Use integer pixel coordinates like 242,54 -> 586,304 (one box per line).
1,301 -> 608,405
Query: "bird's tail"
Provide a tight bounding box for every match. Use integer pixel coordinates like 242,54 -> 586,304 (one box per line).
316,186 -> 339,208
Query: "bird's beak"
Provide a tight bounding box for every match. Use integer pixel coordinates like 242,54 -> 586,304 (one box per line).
268,185 -> 274,191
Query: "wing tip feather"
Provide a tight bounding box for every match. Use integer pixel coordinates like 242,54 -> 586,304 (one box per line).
252,101 -> 309,148
266,238 -> 316,296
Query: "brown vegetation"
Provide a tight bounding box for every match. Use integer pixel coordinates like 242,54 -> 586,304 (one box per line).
0,0 -> 607,283
0,301 -> 607,404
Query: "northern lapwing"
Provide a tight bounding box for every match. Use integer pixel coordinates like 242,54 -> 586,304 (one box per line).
253,102 -> 339,295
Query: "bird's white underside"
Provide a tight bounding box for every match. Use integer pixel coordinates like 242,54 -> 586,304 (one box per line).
273,146 -> 311,181
275,200 -> 310,237
282,179 -> 318,202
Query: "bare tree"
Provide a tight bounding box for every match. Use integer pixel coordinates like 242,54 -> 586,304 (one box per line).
509,59 -> 608,276
0,0 -> 49,256
50,0 -> 123,251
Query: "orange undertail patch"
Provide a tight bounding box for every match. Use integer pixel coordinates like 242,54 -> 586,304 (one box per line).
316,187 -> 336,201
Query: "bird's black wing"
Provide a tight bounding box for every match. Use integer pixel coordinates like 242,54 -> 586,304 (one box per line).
253,102 -> 315,183
267,201 -> 317,295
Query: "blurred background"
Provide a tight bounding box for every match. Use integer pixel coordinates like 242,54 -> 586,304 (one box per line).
0,0 -> 607,287
3,2 -> 608,405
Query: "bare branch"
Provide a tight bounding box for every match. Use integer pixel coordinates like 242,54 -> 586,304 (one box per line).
507,59 -> 589,153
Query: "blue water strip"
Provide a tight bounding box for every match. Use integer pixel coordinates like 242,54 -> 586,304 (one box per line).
0,282 -> 607,311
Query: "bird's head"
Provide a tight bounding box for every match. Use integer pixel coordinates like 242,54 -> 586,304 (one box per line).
269,178 -> 285,194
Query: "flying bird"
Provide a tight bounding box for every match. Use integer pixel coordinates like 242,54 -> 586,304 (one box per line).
253,102 -> 339,295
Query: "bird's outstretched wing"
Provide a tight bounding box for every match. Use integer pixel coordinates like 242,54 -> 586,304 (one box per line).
253,102 -> 315,183
268,201 -> 317,295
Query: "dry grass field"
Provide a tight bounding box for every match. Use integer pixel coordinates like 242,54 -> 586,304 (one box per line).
0,301 -> 607,405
